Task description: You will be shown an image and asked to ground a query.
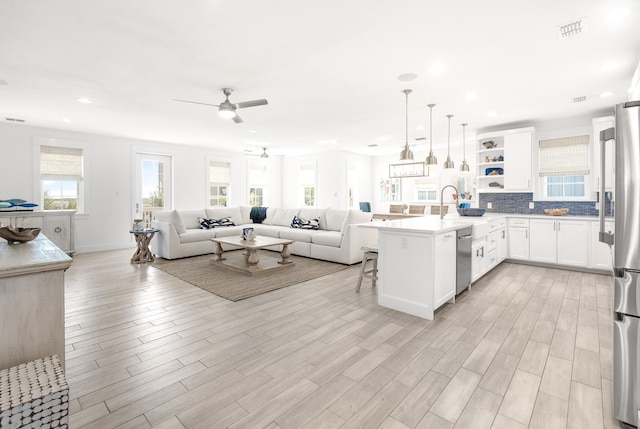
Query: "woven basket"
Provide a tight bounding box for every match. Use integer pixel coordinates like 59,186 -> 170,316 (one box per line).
544,208 -> 569,216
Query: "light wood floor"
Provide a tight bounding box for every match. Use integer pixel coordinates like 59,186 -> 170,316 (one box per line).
64,248 -> 623,429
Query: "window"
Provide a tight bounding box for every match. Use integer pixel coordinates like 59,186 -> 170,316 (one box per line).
300,162 -> 316,207
539,135 -> 589,199
40,145 -> 83,211
414,178 -> 438,202
209,161 -> 230,207
248,161 -> 267,206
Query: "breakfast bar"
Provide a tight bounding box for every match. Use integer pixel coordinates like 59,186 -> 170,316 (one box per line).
360,216 -> 474,320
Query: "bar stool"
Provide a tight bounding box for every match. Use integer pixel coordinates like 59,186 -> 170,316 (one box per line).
356,246 -> 378,292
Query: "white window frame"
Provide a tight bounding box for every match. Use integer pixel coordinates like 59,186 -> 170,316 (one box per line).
247,160 -> 267,206
299,161 -> 316,207
537,135 -> 591,201
413,178 -> 438,202
34,138 -> 87,214
207,159 -> 231,207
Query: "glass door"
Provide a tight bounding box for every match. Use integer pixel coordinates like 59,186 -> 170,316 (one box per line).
134,153 -> 172,227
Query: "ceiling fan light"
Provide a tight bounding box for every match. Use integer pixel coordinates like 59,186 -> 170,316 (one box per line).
261,147 -> 269,158
218,108 -> 236,119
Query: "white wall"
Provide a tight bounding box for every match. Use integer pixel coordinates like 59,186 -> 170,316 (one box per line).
281,151 -> 373,209
0,122 -> 283,253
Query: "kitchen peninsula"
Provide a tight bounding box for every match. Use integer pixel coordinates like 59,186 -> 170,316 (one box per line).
361,216 -> 471,320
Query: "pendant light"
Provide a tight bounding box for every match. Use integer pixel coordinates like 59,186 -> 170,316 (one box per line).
443,114 -> 455,169
460,123 -> 470,172
399,89 -> 414,161
425,104 -> 438,165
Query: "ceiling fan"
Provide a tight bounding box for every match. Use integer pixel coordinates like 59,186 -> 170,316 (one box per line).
173,88 -> 268,123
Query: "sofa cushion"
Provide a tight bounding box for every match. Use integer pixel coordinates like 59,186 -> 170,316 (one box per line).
205,207 -> 243,226
325,209 -> 348,232
155,210 -> 187,234
179,210 -> 208,230
279,228 -> 316,243
251,224 -> 281,238
262,207 -> 279,225
270,208 -> 300,227
311,231 -> 343,247
299,208 -> 328,230
239,206 -> 252,224
211,225 -> 244,238
291,215 -> 319,230
198,217 -> 235,229
179,229 -> 215,244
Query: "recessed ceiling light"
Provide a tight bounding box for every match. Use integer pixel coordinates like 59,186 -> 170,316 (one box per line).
601,61 -> 618,72
606,8 -> 629,23
397,73 -> 418,82
319,139 -> 337,146
62,118 -> 72,123
248,129 -> 257,133
600,91 -> 614,98
465,92 -> 477,101
76,97 -> 93,104
429,62 -> 446,74
488,111 -> 497,117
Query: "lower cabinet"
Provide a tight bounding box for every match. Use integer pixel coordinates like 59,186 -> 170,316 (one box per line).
434,232 -> 456,308
508,218 -> 530,260
530,219 -> 589,267
590,220 -> 614,270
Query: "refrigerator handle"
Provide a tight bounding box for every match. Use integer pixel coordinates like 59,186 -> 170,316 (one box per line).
599,127 -> 615,246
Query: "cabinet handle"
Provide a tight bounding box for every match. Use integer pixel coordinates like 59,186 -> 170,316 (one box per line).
55,227 -> 62,233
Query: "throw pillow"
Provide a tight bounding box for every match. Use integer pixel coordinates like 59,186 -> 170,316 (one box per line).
198,217 -> 236,229
291,215 -> 320,230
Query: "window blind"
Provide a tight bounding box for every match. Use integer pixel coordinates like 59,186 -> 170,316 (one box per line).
209,161 -> 230,184
538,135 -> 590,176
40,146 -> 83,181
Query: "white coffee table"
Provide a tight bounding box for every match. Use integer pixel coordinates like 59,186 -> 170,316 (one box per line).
210,235 -> 295,275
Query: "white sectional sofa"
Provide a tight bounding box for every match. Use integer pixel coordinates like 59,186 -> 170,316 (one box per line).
151,206 -> 376,265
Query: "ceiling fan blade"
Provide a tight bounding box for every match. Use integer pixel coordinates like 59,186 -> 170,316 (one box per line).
235,99 -> 268,109
232,114 -> 244,124
173,99 -> 220,107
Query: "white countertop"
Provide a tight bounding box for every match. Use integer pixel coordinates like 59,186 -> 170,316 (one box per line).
360,215 -> 475,234
0,234 -> 72,278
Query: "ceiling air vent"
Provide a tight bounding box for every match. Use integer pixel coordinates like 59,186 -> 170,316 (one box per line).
558,18 -> 588,39
573,96 -> 587,103
5,117 -> 25,123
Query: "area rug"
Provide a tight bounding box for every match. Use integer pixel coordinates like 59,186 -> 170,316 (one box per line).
151,251 -> 348,301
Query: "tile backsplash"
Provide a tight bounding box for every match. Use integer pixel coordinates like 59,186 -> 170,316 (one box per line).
479,192 -> 612,217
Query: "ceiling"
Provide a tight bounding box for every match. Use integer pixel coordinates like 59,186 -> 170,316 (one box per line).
1,0 -> 638,157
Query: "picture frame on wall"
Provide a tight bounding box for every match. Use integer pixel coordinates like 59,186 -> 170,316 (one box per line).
380,178 -> 401,201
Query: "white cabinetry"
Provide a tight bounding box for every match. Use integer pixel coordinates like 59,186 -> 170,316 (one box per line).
471,218 -> 507,283
530,219 -> 589,267
434,232 -> 456,308
477,127 -> 534,193
590,220 -> 614,271
0,211 -> 75,254
508,218 -> 530,260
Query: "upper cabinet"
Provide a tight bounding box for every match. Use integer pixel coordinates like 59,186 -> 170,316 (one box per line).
477,127 -> 534,193
592,116 -> 615,196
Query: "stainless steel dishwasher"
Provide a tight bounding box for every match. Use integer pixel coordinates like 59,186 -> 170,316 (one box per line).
456,226 -> 473,295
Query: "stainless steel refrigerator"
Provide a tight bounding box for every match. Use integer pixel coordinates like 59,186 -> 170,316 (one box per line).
600,100 -> 640,427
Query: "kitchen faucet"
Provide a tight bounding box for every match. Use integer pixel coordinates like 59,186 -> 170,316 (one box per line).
439,185 -> 458,219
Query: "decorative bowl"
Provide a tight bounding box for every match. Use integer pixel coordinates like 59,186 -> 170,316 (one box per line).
482,140 -> 497,149
544,208 -> 569,216
0,226 -> 41,243
485,167 -> 504,176
457,208 -> 486,217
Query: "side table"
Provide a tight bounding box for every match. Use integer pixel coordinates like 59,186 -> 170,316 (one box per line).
129,228 -> 159,264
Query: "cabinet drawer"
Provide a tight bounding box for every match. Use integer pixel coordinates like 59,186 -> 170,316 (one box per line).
509,218 -> 529,227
